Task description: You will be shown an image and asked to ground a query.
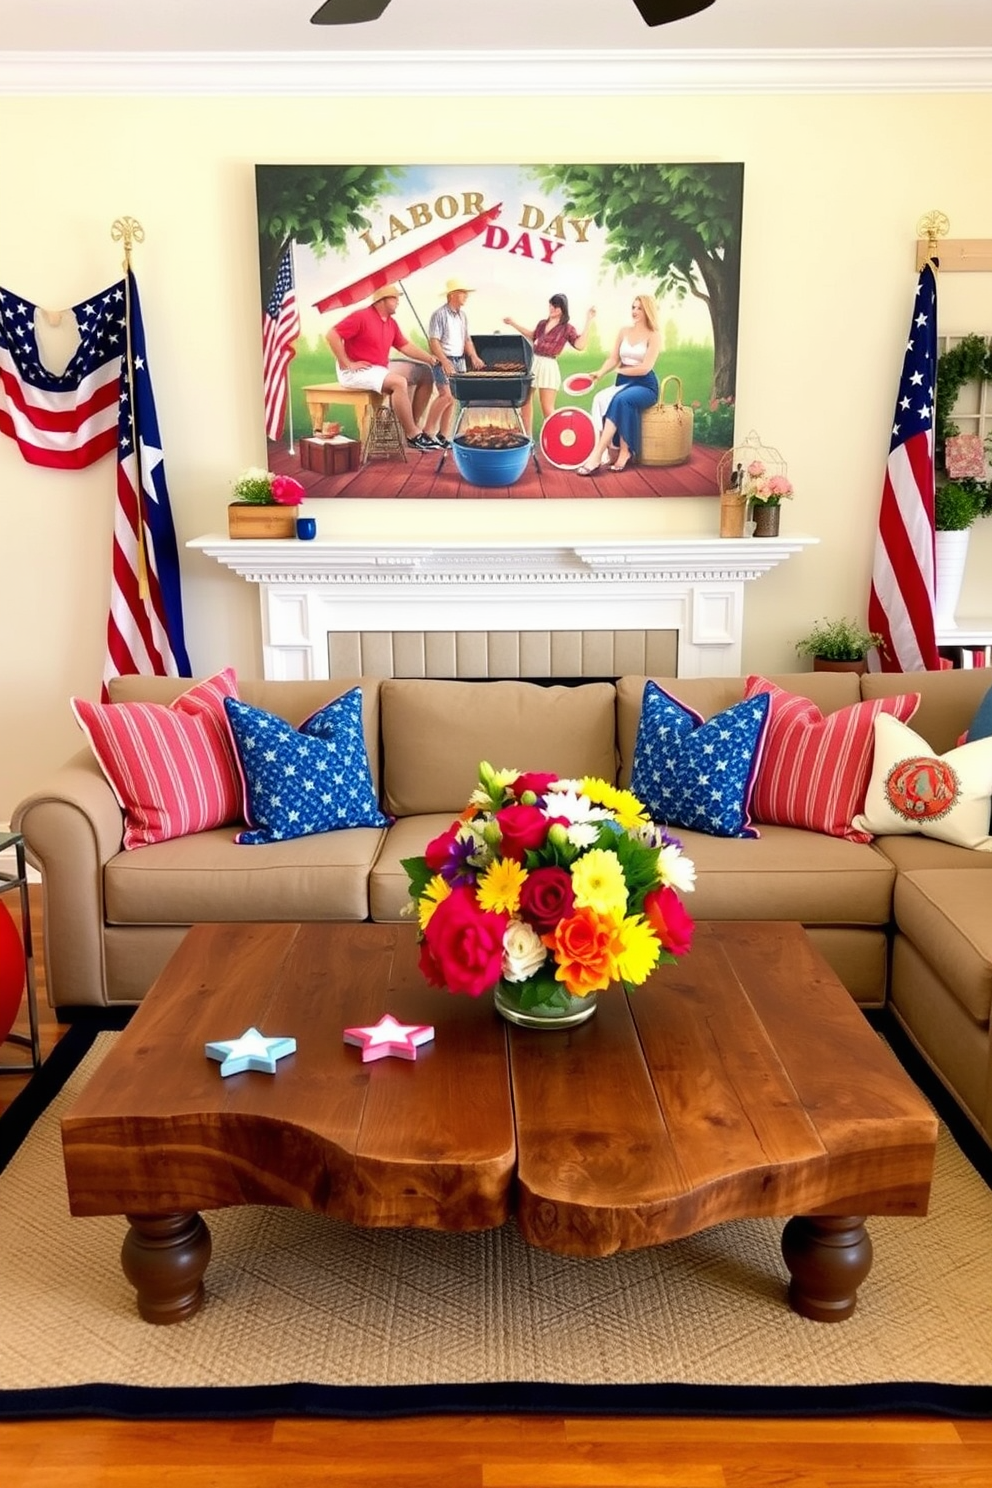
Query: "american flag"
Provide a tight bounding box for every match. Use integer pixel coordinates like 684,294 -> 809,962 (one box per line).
0,271 -> 191,696
102,273 -> 192,699
868,263 -> 940,673
261,245 -> 299,441
0,282 -> 119,467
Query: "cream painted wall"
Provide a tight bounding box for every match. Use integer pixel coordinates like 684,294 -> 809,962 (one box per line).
2,89 -> 991,821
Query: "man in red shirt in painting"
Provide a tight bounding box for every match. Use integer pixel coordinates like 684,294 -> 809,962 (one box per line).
325,284 -> 439,452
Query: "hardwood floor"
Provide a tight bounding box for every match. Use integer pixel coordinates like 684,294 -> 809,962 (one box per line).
2,887 -> 991,1486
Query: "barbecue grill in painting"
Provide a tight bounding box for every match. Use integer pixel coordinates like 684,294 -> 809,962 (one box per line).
439,332 -> 539,486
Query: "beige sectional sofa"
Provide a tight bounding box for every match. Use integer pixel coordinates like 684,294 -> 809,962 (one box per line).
13,667 -> 992,1146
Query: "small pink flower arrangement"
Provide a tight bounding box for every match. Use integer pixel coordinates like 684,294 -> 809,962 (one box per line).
232,467 -> 305,507
744,460 -> 793,506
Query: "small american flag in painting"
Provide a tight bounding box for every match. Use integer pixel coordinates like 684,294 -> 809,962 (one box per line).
261,245 -> 300,441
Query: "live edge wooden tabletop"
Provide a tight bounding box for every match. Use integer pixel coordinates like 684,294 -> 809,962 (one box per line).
61,919 -> 937,1267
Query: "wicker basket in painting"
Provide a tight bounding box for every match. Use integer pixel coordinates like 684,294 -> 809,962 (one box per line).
640,375 -> 694,467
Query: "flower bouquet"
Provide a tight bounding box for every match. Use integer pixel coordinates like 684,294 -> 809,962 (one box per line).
743,460 -> 793,506
402,763 -> 695,1028
232,467 -> 305,506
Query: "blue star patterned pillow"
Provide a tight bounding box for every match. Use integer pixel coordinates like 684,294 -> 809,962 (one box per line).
630,681 -> 771,838
223,689 -> 390,844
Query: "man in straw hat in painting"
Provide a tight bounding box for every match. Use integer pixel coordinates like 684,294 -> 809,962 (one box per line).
422,277 -> 485,449
325,284 -> 439,453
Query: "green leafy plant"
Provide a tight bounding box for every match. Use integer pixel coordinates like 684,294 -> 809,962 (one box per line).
935,481 -> 981,532
795,617 -> 884,663
935,334 -> 992,515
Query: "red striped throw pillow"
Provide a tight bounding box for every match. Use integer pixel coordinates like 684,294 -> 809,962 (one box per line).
72,670 -> 242,849
743,677 -> 920,842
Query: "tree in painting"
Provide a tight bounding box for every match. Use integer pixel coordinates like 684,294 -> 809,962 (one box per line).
530,163 -> 742,402
255,164 -> 400,308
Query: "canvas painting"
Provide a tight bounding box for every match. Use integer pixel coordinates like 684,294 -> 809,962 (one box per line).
255,163 -> 743,499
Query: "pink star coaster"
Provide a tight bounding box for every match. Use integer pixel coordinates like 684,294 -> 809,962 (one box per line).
343,1013 -> 435,1063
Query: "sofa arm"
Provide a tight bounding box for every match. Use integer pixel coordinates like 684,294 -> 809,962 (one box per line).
12,748 -> 124,1009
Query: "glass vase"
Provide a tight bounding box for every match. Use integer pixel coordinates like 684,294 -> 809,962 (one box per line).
492,979 -> 598,1030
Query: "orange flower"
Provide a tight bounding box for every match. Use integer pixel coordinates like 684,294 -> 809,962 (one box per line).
542,905 -> 623,996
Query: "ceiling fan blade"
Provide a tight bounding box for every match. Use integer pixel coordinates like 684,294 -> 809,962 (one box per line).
631,0 -> 716,25
311,0 -> 392,23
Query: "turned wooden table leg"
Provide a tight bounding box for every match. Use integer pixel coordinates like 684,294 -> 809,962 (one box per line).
121,1212 -> 212,1324
781,1215 -> 873,1322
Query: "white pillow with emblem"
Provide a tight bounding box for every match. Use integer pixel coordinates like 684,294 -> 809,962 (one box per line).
852,712 -> 992,850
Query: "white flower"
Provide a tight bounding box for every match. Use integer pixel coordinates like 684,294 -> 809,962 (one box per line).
542,787 -> 613,826
502,920 -> 547,982
657,842 -> 696,894
562,821 -> 602,850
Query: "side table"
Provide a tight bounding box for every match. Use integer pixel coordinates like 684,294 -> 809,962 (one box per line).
0,831 -> 42,1073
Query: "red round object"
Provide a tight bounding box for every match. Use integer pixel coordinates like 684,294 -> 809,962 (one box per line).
562,373 -> 594,395
539,408 -> 597,469
0,900 -> 26,1045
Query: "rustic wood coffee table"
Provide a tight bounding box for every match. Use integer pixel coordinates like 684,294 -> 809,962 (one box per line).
61,920 -> 937,1325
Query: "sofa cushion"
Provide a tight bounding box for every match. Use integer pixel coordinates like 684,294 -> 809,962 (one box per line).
852,714 -> 992,851
380,679 -> 617,818
964,681 -> 992,741
860,667 -> 992,755
72,669 -> 242,850
629,681 -> 770,838
368,812 -> 457,922
104,825 -> 382,923
616,673 -> 863,788
893,869 -> 992,1025
224,690 -> 389,844
744,676 -> 920,842
667,823 -> 896,925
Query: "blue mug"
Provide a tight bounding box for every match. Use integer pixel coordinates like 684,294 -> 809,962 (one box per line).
296,516 -> 317,541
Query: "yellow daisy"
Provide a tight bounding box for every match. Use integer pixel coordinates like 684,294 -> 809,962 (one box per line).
615,914 -> 662,985
477,857 -> 528,915
418,874 -> 451,931
579,777 -> 649,831
570,848 -> 628,918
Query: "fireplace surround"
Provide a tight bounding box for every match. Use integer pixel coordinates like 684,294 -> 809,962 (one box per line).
187,534 -> 815,681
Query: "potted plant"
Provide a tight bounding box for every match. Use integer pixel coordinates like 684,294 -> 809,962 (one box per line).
934,480 -> 982,628
794,617 -> 885,676
228,467 -> 305,539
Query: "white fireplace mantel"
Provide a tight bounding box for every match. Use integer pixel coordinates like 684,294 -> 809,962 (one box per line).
187,534 -> 817,680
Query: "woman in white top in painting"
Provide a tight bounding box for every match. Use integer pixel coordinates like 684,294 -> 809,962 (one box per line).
576,294 -> 661,476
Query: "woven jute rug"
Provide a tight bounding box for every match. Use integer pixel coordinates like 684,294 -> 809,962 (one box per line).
2,1029 -> 991,1420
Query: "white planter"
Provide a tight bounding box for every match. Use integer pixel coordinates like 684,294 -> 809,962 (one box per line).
935,529 -> 971,628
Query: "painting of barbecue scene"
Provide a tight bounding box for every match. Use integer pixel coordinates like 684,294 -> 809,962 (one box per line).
255,163 -> 743,499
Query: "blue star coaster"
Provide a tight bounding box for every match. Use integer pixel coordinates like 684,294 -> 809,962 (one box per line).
205,1026 -> 297,1077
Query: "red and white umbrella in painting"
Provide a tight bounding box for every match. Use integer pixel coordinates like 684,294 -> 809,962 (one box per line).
313,202 -> 503,330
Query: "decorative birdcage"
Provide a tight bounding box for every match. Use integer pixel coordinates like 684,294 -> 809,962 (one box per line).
717,430 -> 790,538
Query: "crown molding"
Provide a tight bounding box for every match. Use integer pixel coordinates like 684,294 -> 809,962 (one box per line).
2,48 -> 992,96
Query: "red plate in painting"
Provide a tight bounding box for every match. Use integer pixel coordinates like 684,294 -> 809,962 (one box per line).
562,373 -> 595,396
540,408 -> 597,469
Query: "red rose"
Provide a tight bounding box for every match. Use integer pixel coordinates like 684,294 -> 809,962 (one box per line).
270,474 -> 305,506
424,822 -> 460,872
495,803 -> 552,862
643,886 -> 694,957
512,771 -> 558,800
422,886 -> 507,997
418,938 -> 446,989
518,865 -> 575,934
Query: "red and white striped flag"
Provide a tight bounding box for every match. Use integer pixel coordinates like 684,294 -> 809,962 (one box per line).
262,244 -> 299,441
101,273 -> 191,699
868,263 -> 940,672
